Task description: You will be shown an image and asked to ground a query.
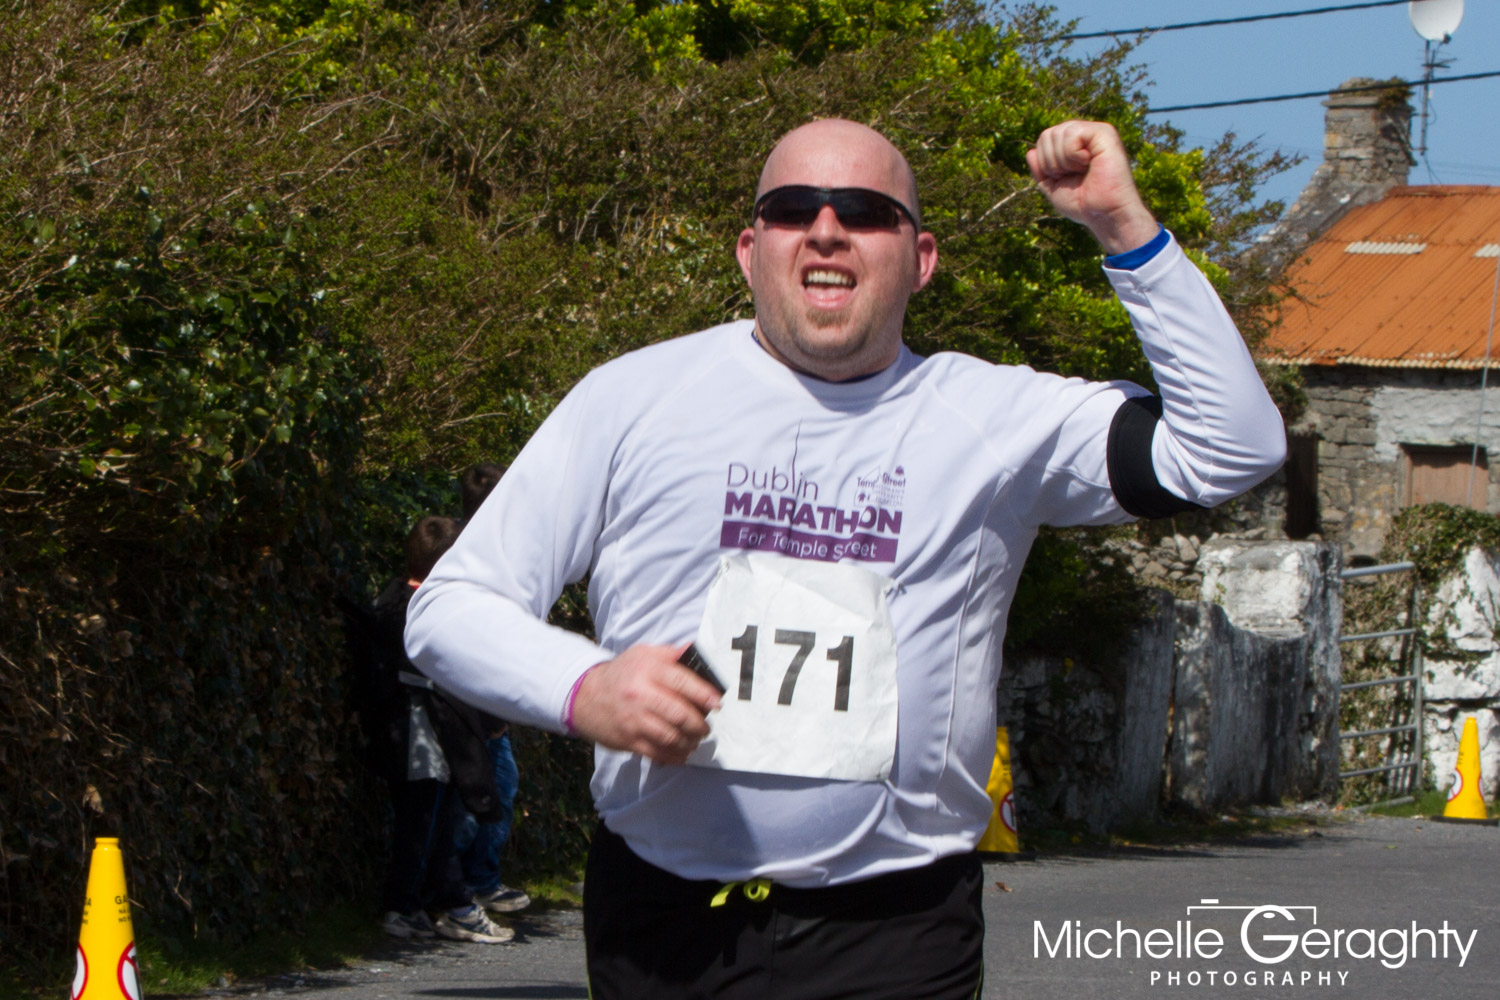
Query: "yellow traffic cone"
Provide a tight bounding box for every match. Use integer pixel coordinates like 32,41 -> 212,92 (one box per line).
978,727 -> 1020,853
73,838 -> 142,1000
1441,717 -> 1491,822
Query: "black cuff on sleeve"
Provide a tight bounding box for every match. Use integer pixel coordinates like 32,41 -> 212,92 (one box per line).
1106,395 -> 1205,519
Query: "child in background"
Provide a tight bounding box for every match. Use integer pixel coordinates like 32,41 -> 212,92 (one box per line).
343,515 -> 515,943
453,464 -> 531,917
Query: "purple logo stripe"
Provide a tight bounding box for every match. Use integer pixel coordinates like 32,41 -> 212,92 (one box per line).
720,521 -> 898,563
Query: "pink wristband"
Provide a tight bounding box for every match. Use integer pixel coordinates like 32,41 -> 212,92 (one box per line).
563,665 -> 597,734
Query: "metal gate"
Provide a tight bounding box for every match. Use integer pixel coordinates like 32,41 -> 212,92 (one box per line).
1337,561 -> 1424,796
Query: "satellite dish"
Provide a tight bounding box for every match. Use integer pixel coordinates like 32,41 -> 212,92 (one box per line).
1410,0 -> 1463,42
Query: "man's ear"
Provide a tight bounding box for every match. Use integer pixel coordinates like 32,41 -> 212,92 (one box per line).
735,228 -> 756,287
913,231 -> 938,291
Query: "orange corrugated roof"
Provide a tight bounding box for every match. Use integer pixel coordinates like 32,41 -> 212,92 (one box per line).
1265,186 -> 1500,368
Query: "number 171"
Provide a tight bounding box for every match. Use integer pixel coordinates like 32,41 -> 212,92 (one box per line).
728,625 -> 853,711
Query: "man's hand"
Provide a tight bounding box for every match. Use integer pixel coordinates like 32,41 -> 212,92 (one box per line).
1026,120 -> 1160,256
570,643 -> 723,765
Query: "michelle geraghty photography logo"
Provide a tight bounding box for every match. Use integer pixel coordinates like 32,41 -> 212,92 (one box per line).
1033,898 -> 1479,987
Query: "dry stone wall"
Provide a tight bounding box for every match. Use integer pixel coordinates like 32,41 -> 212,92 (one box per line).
1422,547 -> 1500,799
1167,602 -> 1311,809
999,591 -> 1176,833
1001,540 -> 1344,831
1175,539 -> 1344,808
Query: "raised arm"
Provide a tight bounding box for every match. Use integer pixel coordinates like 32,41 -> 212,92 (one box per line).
1028,120 -> 1286,515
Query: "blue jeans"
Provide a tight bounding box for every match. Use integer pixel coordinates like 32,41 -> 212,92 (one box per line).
455,732 -> 518,895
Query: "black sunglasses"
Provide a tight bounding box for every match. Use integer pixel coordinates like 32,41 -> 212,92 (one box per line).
753,185 -> 918,230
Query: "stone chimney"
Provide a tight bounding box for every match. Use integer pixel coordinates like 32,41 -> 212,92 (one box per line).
1262,78 -> 1415,267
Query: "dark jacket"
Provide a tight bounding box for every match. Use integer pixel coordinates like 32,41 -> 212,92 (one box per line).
339,579 -> 504,822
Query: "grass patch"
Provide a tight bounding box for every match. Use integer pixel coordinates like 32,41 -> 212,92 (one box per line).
0,874 -> 586,1000
136,904 -> 387,994
0,903 -> 386,1000
1366,789 -> 1497,819
519,870 -> 585,908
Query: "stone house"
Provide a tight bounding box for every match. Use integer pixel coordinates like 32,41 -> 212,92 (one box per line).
1260,80 -> 1500,560
1249,80 -> 1500,799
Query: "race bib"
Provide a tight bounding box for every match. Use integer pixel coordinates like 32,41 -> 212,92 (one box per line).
685,552 -> 899,781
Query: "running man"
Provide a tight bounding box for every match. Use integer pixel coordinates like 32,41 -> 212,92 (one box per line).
406,118 -> 1286,998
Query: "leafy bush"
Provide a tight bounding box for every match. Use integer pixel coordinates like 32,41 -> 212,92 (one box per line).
0,199 -> 381,973
1385,503 -> 1500,592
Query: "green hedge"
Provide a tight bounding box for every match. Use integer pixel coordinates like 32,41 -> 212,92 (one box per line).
1,193 -> 380,969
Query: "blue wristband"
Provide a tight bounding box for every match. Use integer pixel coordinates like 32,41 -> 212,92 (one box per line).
1104,225 -> 1169,271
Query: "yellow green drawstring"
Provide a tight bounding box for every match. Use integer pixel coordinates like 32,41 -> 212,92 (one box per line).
709,878 -> 773,907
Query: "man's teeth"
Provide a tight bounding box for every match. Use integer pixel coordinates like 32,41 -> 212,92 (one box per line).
805,270 -> 854,288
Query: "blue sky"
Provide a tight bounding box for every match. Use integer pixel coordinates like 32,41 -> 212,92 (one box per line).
1045,1 -> 1500,215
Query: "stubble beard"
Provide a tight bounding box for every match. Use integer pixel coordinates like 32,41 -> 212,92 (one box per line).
801,304 -> 863,356
758,296 -> 868,368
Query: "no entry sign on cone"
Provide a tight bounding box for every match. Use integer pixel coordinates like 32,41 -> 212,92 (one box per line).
74,838 -> 142,1000
978,727 -> 1020,854
1438,717 -> 1495,825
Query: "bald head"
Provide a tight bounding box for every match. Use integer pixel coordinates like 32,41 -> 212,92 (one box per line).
757,119 -> 921,227
736,117 -> 937,382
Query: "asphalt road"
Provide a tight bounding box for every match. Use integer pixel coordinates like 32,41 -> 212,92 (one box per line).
237,812 -> 1498,1000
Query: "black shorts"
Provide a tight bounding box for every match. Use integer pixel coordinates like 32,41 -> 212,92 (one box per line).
583,823 -> 985,1000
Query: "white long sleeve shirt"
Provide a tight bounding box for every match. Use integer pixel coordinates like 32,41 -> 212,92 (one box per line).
405,236 -> 1286,886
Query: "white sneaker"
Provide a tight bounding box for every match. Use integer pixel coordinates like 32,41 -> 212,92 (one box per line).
435,905 -> 515,944
381,910 -> 436,939
476,884 -> 532,914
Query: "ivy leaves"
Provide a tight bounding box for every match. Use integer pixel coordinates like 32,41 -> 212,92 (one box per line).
6,197 -> 369,544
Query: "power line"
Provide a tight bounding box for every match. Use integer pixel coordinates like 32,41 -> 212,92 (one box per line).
1049,0 -> 1410,42
1146,70 -> 1500,114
